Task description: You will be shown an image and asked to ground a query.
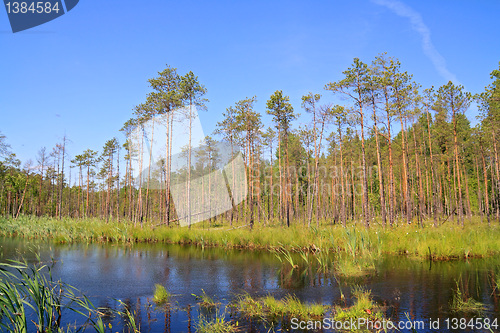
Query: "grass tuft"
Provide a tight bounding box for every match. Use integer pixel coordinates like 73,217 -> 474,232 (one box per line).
334,286 -> 385,323
234,293 -> 328,321
234,293 -> 265,318
192,289 -> 219,308
195,310 -> 237,333
153,284 -> 172,305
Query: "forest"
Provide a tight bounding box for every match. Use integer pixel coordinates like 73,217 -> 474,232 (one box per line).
1,54 -> 500,230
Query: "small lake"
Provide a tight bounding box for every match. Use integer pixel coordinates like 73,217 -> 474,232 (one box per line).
1,237 -> 499,332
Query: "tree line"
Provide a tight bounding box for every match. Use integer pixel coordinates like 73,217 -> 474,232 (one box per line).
1,54 -> 500,228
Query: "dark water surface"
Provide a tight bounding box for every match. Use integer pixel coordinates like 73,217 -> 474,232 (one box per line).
1,237 -> 499,332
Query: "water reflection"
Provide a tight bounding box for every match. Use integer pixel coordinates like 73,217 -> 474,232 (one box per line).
1,237 -> 500,332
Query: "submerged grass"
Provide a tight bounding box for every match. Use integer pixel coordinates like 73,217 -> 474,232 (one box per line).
2,216 -> 500,260
334,255 -> 376,277
450,280 -> 485,313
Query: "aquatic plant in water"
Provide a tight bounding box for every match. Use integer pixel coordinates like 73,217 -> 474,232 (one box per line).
0,257 -> 117,333
153,283 -> 172,305
450,280 -> 485,313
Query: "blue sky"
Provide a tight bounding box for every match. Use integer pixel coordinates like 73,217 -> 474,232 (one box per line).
1,0 -> 499,167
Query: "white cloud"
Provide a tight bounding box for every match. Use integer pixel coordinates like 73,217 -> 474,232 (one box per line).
372,0 -> 460,85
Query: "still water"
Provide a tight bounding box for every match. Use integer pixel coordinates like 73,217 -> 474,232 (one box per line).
1,237 -> 499,332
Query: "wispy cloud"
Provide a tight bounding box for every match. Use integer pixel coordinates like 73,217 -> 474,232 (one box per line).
372,0 -> 460,84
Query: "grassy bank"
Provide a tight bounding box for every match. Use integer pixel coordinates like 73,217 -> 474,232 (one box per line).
1,216 -> 500,260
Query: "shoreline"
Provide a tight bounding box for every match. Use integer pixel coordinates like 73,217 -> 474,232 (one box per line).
1,216 -> 500,261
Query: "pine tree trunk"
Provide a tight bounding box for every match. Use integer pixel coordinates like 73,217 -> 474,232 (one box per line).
475,156 -> 483,222
338,123 -> 346,227
398,114 -> 410,224
452,107 -> 464,226
372,99 -> 387,226
425,107 -> 438,225
145,116 -> 155,223
481,146 -> 491,225
412,125 -> 424,227
359,108 -> 370,228
384,89 -> 395,226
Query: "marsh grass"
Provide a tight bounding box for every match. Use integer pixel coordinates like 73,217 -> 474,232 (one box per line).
450,279 -> 485,313
0,257 -> 116,333
234,293 -> 265,319
491,267 -> 500,295
195,310 -> 237,333
2,216 -> 500,261
117,300 -> 141,333
334,286 -> 384,323
273,246 -> 298,269
153,284 -> 172,305
314,250 -> 333,273
334,255 -> 376,278
192,289 -> 219,308
234,293 -> 328,321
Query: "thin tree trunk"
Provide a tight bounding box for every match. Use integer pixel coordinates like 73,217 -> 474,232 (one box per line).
481,146 -> 491,225
452,106 -> 464,226
475,156 -> 484,223
425,106 -> 438,225
15,171 -> 30,219
384,88 -> 395,226
338,122 -> 346,227
372,96 -> 387,226
145,116 -> 156,223
398,112 -> 410,224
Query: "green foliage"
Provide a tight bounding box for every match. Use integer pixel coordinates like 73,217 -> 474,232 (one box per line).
179,71 -> 208,110
0,130 -> 11,158
266,90 -> 295,135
